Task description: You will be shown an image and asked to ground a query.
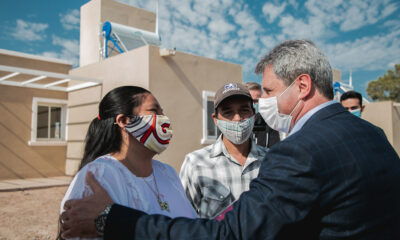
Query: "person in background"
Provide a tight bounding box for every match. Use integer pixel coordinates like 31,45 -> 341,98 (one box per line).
245,82 -> 281,147
179,82 -> 268,218
340,90 -> 365,117
58,86 -> 196,239
60,40 -> 400,240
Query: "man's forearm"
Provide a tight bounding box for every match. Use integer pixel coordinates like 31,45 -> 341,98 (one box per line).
104,204 -> 227,240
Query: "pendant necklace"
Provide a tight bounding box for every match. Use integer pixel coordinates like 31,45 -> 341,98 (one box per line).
143,170 -> 170,212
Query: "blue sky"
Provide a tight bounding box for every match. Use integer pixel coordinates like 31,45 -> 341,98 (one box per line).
1,0 -> 399,100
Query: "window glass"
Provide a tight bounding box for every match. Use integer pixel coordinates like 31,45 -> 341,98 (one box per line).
50,107 -> 62,139
207,100 -> 216,137
31,97 -> 67,144
37,106 -> 49,138
36,105 -> 62,139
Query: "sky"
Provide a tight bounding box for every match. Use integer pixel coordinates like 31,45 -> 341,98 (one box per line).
0,0 -> 399,100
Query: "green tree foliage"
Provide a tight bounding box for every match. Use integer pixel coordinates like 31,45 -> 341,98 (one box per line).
367,64 -> 400,102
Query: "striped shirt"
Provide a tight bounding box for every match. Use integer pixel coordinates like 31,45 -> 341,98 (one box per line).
179,136 -> 268,218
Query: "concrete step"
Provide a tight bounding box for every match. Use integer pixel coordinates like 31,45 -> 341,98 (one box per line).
0,176 -> 72,192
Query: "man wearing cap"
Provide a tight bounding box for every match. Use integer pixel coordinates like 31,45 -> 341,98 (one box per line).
179,82 -> 268,218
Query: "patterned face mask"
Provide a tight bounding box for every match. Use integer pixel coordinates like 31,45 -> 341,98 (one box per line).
216,116 -> 255,145
125,114 -> 173,154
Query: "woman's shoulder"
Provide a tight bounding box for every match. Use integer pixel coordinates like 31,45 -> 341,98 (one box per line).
152,160 -> 179,179
79,155 -> 123,178
61,155 -> 128,212
152,159 -> 175,171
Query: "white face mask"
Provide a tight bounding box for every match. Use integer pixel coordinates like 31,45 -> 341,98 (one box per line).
216,116 -> 255,145
259,81 -> 301,133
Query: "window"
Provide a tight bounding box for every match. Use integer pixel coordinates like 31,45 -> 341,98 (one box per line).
201,91 -> 218,144
29,97 -> 67,146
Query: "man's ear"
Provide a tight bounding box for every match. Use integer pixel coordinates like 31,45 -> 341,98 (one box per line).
212,113 -> 218,126
297,74 -> 312,100
115,114 -> 129,128
361,105 -> 365,112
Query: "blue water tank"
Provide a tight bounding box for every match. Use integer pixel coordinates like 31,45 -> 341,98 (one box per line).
102,21 -> 112,38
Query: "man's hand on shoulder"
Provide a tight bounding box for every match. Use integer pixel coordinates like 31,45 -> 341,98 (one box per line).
61,171 -> 113,238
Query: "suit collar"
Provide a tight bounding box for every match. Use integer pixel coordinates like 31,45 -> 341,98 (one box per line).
301,102 -> 347,129
290,100 -> 338,136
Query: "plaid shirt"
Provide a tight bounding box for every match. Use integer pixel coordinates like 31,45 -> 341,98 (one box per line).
179,136 -> 268,218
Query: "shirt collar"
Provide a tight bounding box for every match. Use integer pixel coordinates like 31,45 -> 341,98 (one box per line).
210,135 -> 264,166
289,100 -> 337,136
244,139 -> 264,167
210,135 -> 225,158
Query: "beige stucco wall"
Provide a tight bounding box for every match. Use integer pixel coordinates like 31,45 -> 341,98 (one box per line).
0,85 -> 67,180
79,0 -> 102,67
393,104 -> 400,156
80,0 -> 156,67
65,85 -> 102,175
332,68 -> 341,83
363,101 -> 400,156
101,0 -> 156,31
148,45 -> 242,172
0,52 -> 71,74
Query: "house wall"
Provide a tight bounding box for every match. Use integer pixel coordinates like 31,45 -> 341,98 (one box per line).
332,68 -> 341,83
363,101 -> 400,156
148,45 -> 242,172
80,0 -> 156,67
0,85 -> 67,180
393,104 -> 400,156
0,51 -> 71,73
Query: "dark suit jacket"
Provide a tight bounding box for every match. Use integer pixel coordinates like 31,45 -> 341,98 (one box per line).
253,112 -> 281,148
105,103 -> 400,240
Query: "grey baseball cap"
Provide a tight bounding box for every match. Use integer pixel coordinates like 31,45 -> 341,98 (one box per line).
214,83 -> 253,110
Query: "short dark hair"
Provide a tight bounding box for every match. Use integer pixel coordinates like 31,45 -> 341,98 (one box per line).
340,90 -> 362,106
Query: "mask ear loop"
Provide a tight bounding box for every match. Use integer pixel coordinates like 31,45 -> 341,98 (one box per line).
289,99 -> 302,116
278,79 -> 297,98
277,79 -> 299,116
289,79 -> 303,116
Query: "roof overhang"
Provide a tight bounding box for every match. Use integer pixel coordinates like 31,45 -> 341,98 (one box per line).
0,65 -> 103,92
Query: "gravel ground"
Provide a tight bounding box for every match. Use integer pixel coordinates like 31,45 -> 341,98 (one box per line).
0,186 -> 68,240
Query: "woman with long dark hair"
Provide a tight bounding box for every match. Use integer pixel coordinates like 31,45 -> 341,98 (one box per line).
59,86 -> 197,239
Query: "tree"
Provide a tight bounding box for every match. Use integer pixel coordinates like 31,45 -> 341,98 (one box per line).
367,64 -> 400,102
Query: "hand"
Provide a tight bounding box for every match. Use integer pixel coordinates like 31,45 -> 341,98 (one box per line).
60,171 -> 113,238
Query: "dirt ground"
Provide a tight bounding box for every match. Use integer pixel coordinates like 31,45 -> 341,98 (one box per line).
0,186 -> 68,240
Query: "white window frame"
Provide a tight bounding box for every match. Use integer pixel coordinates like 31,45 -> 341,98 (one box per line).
29,97 -> 68,146
201,91 -> 218,145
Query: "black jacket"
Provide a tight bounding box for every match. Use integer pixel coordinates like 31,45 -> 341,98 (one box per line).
252,112 -> 280,148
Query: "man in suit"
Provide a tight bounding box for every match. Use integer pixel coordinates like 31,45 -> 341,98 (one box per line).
61,39 -> 400,239
245,81 -> 281,147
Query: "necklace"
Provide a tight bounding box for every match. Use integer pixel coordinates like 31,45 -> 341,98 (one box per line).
143,170 -> 169,212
